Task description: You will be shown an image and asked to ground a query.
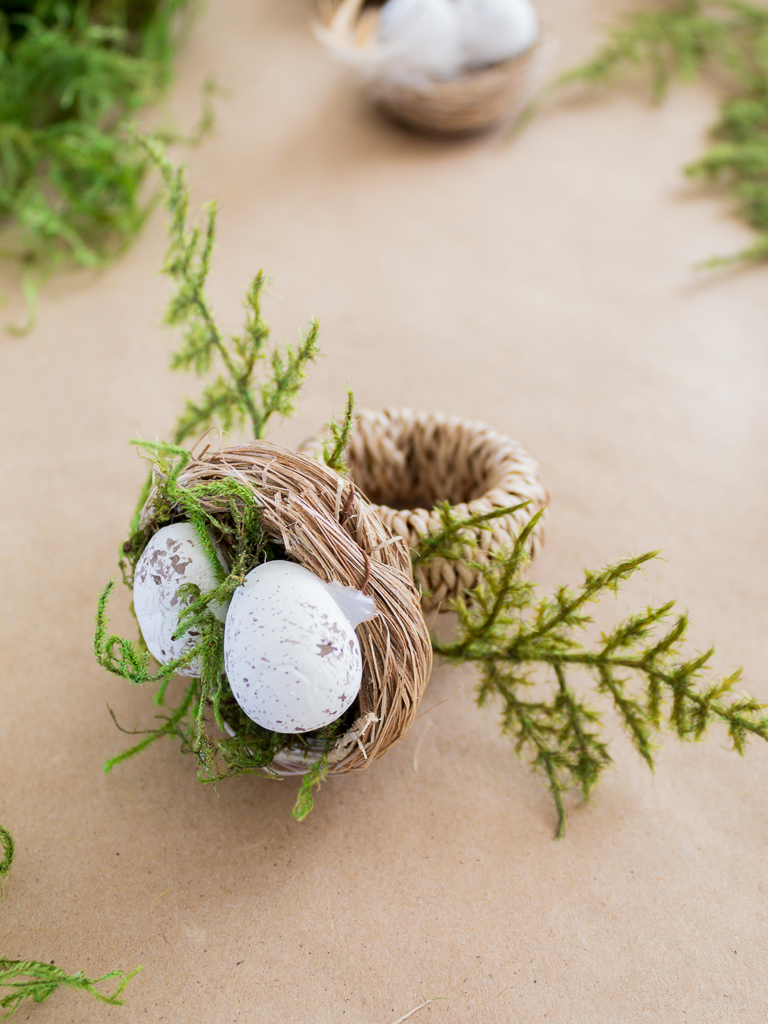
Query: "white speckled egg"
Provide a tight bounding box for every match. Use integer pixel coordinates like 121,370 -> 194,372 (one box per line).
223,561 -> 365,734
456,0 -> 538,68
375,0 -> 462,83
133,522 -> 228,675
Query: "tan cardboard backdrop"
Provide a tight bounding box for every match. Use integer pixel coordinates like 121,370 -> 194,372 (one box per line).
1,1 -> 767,1021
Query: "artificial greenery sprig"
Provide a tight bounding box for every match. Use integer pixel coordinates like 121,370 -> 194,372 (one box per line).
143,136 -> 321,447
95,439 -> 289,782
95,149 -> 768,833
418,505 -> 768,836
0,824 -> 140,1019
0,0 -> 198,326
93,148 -> 342,816
0,960 -> 141,1020
557,0 -> 768,264
322,387 -> 355,474
0,826 -> 13,883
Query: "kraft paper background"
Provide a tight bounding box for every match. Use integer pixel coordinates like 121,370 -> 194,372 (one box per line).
1,1 -> 767,1021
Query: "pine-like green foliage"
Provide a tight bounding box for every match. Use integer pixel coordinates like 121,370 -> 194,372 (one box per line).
0,960 -> 141,1019
0,0 -> 195,321
559,0 -> 768,264
93,149 -> 336,817
419,506 -> 768,836
0,823 -> 140,1018
143,137 -> 321,445
0,825 -> 13,880
94,148 -> 768,833
293,754 -> 332,821
94,439 -> 298,783
321,387 -> 355,474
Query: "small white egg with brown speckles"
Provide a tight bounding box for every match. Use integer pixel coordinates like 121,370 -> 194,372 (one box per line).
133,522 -> 228,675
456,0 -> 538,68
224,561 -> 369,733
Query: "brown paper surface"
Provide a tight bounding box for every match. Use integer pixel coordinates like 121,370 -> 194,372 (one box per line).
1,1 -> 767,1021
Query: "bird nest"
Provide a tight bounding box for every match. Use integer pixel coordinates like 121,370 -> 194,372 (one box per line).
138,440 -> 433,776
316,0 -> 550,134
300,409 -> 548,610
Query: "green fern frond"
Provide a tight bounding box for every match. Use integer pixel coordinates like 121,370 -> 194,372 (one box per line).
0,0 -> 198,325
0,825 -> 14,886
558,0 -> 768,263
419,523 -> 768,837
141,138 -> 321,443
322,387 -> 355,473
0,960 -> 141,1020
0,824 -> 141,1017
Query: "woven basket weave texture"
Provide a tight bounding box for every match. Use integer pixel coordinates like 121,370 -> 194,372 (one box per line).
301,409 -> 548,611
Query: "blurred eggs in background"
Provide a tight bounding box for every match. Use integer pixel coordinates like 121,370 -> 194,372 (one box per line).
318,0 -> 539,85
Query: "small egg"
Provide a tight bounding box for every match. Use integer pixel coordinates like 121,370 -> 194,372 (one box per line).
133,522 -> 228,675
374,0 -> 463,84
224,561 -> 366,734
456,0 -> 538,68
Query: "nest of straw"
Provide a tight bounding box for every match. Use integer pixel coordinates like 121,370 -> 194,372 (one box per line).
139,441 -> 433,775
301,409 -> 548,611
316,0 -> 549,134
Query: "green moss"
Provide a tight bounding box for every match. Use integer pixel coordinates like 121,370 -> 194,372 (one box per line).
0,959 -> 141,1019
0,825 -> 13,879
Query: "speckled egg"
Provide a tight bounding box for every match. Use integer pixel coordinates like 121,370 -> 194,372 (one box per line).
223,560 -> 364,733
133,522 -> 228,675
457,0 -> 538,68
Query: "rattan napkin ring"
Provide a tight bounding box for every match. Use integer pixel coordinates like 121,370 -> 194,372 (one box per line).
300,409 -> 548,611
139,441 -> 433,775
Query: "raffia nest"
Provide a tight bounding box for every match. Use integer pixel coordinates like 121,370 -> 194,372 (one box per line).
300,409 -> 548,611
316,0 -> 551,135
139,441 -> 433,776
